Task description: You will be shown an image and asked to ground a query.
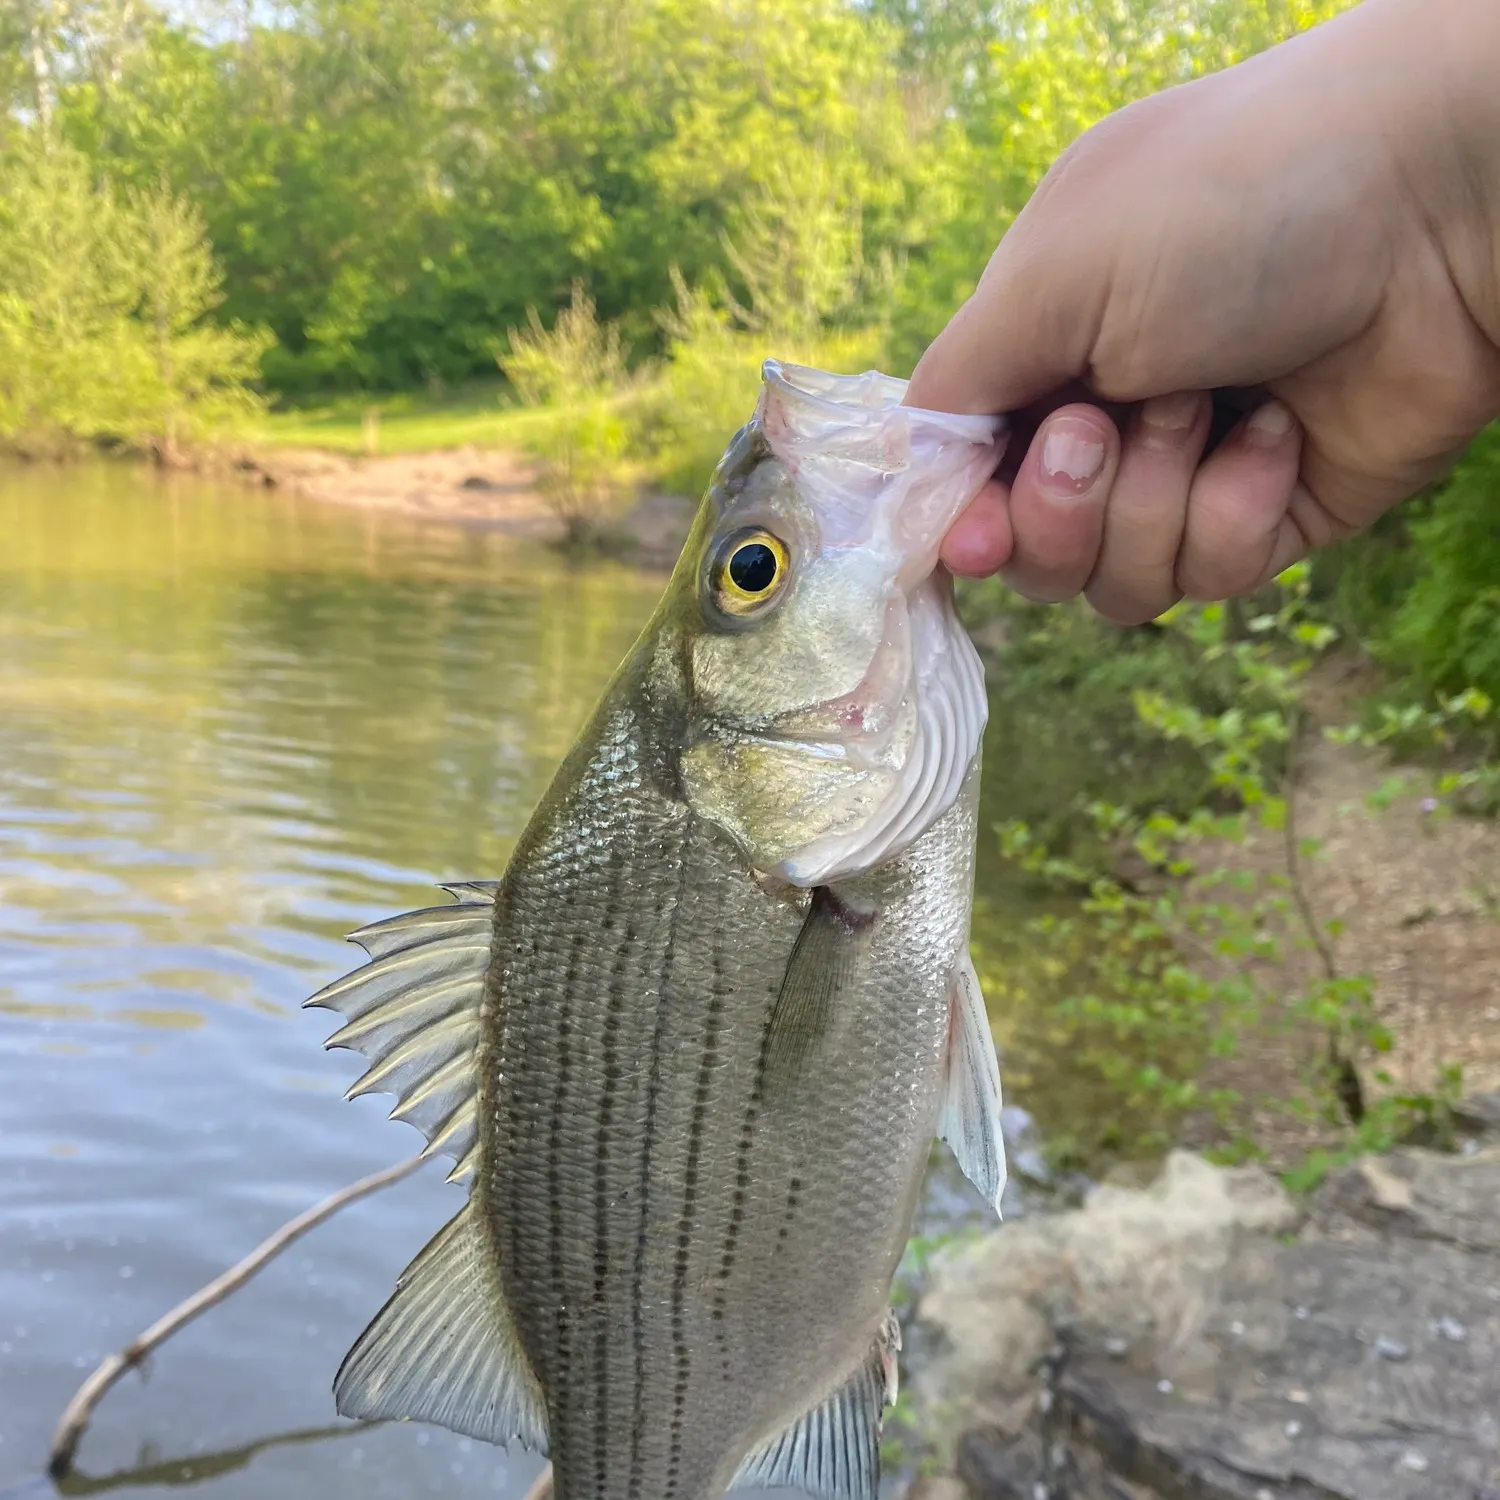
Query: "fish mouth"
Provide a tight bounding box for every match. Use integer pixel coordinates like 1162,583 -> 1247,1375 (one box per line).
759,593 -> 916,771
749,577 -> 987,886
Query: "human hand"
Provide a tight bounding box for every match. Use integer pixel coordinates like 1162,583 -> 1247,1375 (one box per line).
907,0 -> 1500,623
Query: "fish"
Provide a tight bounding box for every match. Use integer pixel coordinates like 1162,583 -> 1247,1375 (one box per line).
306,360 -> 1009,1500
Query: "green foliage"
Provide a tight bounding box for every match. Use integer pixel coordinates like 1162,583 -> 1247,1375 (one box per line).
1332,685 -> 1500,817
253,382 -> 550,454
961,580 -> 1243,862
0,138 -> 142,450
1380,425 -> 1500,705
120,180 -> 272,458
0,138 -> 267,456
983,566 -> 1446,1169
46,0 -> 923,392
499,285 -> 639,545
1279,1063 -> 1465,1195
8,0 -> 1368,427
635,269 -> 887,501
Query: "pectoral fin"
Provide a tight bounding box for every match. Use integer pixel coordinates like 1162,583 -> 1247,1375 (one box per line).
730,1313 -> 901,1500
334,1199 -> 549,1453
763,886 -> 876,1101
938,950 -> 1007,1216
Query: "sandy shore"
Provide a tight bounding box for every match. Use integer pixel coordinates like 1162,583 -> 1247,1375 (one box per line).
243,444 -> 697,564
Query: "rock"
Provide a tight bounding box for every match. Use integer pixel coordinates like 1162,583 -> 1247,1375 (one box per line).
907,1147 -> 1500,1500
1454,1090 -> 1500,1141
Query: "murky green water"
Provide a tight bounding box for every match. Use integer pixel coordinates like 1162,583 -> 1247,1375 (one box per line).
0,462 -> 1052,1500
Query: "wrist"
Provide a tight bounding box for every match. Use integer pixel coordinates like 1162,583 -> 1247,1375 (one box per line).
1376,0 -> 1500,351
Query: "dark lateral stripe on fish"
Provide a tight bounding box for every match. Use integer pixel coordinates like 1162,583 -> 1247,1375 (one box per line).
593,895 -> 635,1500
777,1174 -> 803,1246
627,830 -> 693,1500
664,936 -> 729,1497
548,924 -> 587,1446
710,984 -> 778,1379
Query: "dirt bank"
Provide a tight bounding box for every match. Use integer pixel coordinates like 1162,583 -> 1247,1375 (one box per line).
243,445 -> 697,565
1175,685 -> 1500,1164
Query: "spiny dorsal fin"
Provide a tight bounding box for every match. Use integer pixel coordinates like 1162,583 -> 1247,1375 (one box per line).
730,1313 -> 901,1500
304,886 -> 496,1181
938,949 -> 1007,1217
335,1198 -> 548,1453
763,886 -> 876,1102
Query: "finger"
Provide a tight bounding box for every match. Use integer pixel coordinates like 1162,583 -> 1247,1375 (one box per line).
1001,406 -> 1121,603
1176,400 -> 1305,599
940,478 -> 1014,578
1084,391 -> 1212,625
904,205 -> 1104,417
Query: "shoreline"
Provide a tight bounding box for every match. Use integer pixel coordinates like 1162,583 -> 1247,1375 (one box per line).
238,442 -> 698,565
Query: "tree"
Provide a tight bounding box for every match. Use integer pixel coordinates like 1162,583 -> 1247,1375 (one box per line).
0,137 -> 268,454
0,137 -> 139,448
120,180 -> 272,461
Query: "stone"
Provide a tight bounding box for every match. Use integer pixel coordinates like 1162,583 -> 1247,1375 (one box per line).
906,1146 -> 1500,1500
1454,1091 -> 1500,1140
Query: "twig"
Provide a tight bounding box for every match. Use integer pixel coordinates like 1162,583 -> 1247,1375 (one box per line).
52,1421 -> 367,1496
522,1464 -> 555,1500
1281,709 -> 1366,1122
1281,708 -> 1338,982
49,1154 -> 424,1478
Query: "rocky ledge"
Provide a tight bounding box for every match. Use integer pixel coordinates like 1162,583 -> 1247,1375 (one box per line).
904,1126 -> 1500,1500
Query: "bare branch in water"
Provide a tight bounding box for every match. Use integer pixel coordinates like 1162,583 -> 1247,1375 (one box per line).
48,1155 -> 424,1478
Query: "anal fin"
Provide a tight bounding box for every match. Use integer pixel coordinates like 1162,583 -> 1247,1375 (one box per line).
335,1198 -> 548,1454
730,1314 -> 901,1500
938,949 -> 1007,1216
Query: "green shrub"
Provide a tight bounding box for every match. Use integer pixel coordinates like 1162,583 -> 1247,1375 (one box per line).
0,140 -> 269,457
499,284 -> 641,545
1382,424 -> 1500,704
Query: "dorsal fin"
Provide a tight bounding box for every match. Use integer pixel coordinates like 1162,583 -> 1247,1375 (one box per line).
938,949 -> 1007,1216
731,1314 -> 901,1500
335,1198 -> 548,1453
305,885 -> 496,1182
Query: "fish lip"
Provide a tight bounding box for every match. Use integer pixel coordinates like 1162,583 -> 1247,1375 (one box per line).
737,732 -> 850,762
750,654 -> 913,774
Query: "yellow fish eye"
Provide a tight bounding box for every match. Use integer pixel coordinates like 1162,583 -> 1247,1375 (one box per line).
710,528 -> 790,617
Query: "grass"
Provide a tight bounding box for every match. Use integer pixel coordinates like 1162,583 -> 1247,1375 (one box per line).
250,379 -> 553,455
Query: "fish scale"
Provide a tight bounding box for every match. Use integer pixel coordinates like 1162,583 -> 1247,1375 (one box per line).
309,362 -> 1009,1500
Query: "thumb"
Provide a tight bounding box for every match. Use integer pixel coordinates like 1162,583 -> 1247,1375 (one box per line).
903,203 -> 1105,417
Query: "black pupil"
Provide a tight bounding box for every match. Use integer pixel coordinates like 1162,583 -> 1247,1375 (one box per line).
728,542 -> 778,595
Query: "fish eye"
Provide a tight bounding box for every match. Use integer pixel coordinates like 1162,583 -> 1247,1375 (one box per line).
708,528 -> 790,619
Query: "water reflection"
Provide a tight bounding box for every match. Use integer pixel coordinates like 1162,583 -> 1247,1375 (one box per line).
52,1423 -> 372,1495
0,462 -> 659,1497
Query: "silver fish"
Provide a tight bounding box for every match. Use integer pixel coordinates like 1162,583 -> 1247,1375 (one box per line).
307,362 -> 1008,1500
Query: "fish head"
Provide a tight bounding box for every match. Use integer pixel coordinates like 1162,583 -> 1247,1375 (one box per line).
672,360 -> 1005,887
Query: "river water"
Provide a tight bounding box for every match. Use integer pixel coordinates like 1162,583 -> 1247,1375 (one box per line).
0,462 -> 1046,1500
